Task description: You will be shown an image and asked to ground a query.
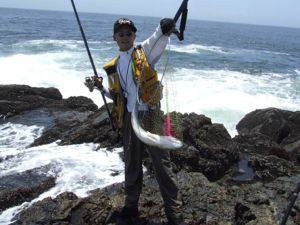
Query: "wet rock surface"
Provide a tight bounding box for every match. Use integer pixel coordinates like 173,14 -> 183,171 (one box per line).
236,108 -> 300,158
0,84 -> 97,118
1,85 -> 300,224
0,168 -> 55,213
9,173 -> 300,225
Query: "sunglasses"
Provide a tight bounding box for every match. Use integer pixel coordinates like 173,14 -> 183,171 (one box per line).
116,31 -> 134,38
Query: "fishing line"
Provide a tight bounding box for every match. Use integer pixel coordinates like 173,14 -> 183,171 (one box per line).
134,0 -> 188,145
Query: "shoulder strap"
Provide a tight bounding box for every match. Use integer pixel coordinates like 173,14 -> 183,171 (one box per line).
103,57 -> 118,75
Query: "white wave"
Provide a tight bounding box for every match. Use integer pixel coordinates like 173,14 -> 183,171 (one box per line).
0,53 -> 111,107
21,39 -> 81,49
168,68 -> 300,135
169,43 -> 227,54
0,119 -> 125,224
0,120 -> 124,194
1,50 -> 298,136
261,50 -> 290,56
0,205 -> 22,225
296,69 -> 300,75
0,123 -> 44,150
0,45 -> 298,137
0,142 -> 124,224
11,39 -> 115,52
169,43 -> 290,57
1,143 -> 123,194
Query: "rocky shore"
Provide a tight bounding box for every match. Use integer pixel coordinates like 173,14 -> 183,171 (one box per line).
0,84 -> 299,225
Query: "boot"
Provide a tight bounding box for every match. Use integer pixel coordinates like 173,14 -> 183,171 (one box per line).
167,216 -> 186,225
116,206 -> 140,225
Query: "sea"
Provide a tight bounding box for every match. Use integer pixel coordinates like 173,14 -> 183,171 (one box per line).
0,7 -> 300,224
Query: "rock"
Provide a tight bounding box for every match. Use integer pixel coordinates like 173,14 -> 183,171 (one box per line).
0,168 -> 55,212
0,84 -> 62,101
30,110 -> 95,147
0,84 -> 97,118
11,192 -> 82,225
0,84 -> 61,117
234,202 -> 256,225
233,133 -> 291,160
250,155 -> 295,180
30,103 -> 120,148
233,108 -> 300,182
2,85 -> 300,224
10,172 -> 300,225
170,112 -> 240,181
64,96 -> 98,112
10,188 -> 117,225
236,107 -> 300,156
58,104 -> 120,148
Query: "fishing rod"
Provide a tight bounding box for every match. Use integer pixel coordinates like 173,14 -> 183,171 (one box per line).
70,0 -> 115,131
173,0 -> 188,41
280,180 -> 300,225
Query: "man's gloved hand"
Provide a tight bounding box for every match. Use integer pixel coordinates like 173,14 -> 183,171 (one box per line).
94,77 -> 103,90
84,76 -> 103,92
160,18 -> 176,36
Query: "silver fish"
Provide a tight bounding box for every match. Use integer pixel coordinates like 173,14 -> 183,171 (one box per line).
131,104 -> 183,150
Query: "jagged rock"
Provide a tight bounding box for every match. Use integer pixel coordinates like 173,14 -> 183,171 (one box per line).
0,84 -> 97,118
233,107 -> 300,182
2,85 -> 300,225
233,133 -> 291,160
0,84 -> 61,117
170,113 -> 240,181
0,84 -> 62,101
58,104 -> 120,148
10,172 -> 300,225
250,155 -> 295,180
0,168 -> 55,212
236,107 -> 300,156
30,103 -> 120,148
11,192 -> 82,225
234,202 -> 256,225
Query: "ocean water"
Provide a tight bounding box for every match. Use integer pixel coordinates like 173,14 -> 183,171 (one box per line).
0,7 -> 300,224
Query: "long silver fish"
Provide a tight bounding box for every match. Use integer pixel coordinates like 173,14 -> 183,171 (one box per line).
131,104 -> 183,150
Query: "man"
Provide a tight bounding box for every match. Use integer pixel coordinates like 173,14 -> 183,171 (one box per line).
95,17 -> 185,225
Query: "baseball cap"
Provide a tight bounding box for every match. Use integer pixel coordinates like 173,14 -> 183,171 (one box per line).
114,18 -> 137,34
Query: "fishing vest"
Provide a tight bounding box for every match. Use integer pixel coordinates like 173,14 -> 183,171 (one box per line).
103,45 -> 161,131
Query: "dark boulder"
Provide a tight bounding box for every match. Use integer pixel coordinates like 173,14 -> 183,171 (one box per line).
170,112 -> 240,181
233,108 -> 300,181
236,107 -> 300,155
31,103 -> 120,148
0,84 -> 97,118
0,84 -> 61,117
10,171 -> 300,225
0,168 -> 55,213
2,85 -> 300,225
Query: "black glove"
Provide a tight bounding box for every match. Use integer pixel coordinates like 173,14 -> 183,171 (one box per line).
94,77 -> 103,90
160,18 -> 176,35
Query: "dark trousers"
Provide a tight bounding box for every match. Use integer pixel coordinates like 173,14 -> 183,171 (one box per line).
122,111 -> 182,218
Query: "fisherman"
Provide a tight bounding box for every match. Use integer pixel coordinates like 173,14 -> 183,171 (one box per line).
93,18 -> 186,225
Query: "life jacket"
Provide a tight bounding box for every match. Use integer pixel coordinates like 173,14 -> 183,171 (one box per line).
103,57 -> 125,132
103,46 -> 161,132
132,45 -> 161,106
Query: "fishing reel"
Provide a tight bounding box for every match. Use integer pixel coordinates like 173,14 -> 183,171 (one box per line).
84,76 -> 96,92
84,76 -> 104,92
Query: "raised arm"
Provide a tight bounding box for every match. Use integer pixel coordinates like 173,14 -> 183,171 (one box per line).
142,18 -> 176,66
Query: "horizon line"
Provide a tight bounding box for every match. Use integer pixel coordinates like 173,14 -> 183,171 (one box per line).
1,6 -> 300,30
